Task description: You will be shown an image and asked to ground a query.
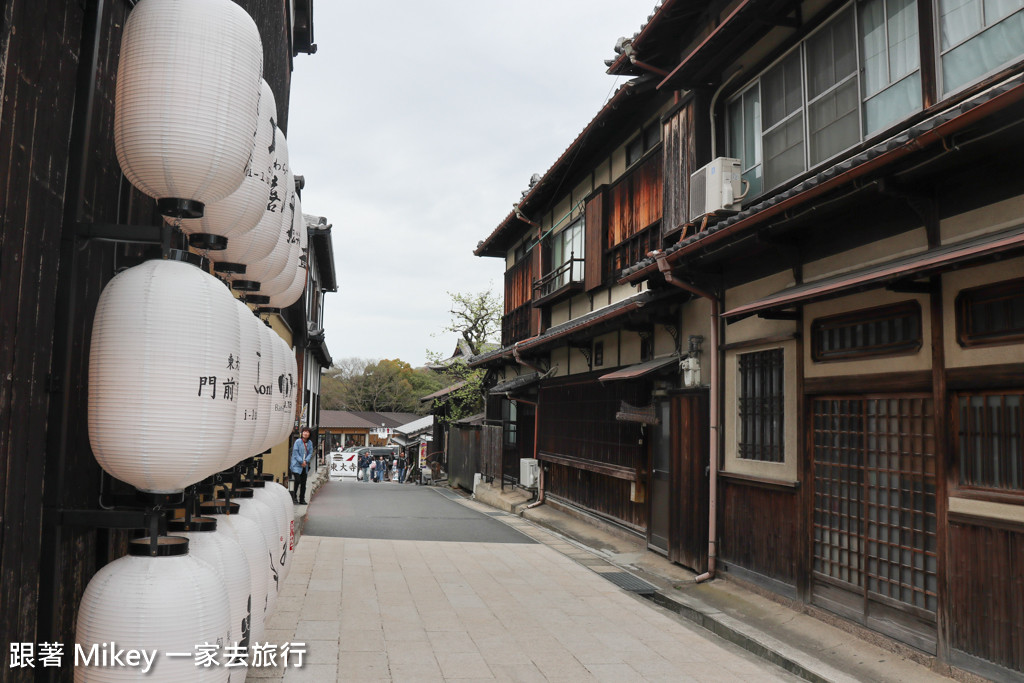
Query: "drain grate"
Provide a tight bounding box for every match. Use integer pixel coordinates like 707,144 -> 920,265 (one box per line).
602,571 -> 658,595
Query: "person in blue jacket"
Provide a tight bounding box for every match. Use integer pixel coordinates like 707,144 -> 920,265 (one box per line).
290,427 -> 313,504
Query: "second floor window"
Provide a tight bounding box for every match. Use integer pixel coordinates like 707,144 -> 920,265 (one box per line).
728,1 -> 924,198
939,0 -> 1024,94
550,217 -> 584,288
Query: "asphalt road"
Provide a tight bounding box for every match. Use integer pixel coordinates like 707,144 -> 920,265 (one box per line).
301,478 -> 536,544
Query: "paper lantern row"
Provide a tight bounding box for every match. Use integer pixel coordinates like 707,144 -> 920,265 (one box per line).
75,481 -> 296,683
88,259 -> 298,495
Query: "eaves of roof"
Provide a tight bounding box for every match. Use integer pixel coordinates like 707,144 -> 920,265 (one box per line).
606,0 -> 707,77
621,72 -> 1024,284
516,290 -> 668,355
474,76 -> 663,258
419,381 -> 468,404
319,410 -> 379,430
306,215 -> 337,293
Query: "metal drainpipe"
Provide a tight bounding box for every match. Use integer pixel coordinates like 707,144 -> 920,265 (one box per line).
511,394 -> 544,510
652,251 -> 720,583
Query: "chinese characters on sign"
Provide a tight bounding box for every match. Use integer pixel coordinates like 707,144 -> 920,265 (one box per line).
9,641 -> 306,672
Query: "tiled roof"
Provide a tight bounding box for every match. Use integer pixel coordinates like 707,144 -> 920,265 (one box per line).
319,410 -> 379,430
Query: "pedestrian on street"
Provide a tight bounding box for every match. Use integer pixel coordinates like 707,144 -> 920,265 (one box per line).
357,452 -> 368,482
369,456 -> 377,482
397,453 -> 407,483
290,428 -> 313,504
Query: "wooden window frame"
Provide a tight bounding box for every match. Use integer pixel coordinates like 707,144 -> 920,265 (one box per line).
951,388 -> 1024,502
810,300 -> 922,362
955,276 -> 1024,348
737,348 -> 785,463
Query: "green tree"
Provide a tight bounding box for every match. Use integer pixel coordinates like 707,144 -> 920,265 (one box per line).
342,359 -> 418,412
425,288 -> 502,425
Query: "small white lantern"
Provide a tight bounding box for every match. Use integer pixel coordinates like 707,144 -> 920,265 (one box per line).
114,0 -> 263,218
168,517 -> 252,680
201,500 -> 269,646
231,488 -> 281,616
209,128 -> 291,274
262,479 -> 294,579
75,538 -> 231,682
238,192 -> 299,289
88,259 -> 241,493
251,323 -> 277,454
225,299 -> 263,467
178,80 -> 278,249
271,335 -> 295,446
262,208 -> 309,308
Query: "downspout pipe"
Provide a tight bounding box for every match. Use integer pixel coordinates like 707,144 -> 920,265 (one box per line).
513,340 -> 546,374
652,250 -> 720,583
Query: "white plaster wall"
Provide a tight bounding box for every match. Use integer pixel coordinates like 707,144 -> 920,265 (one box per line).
949,497 -> 1024,525
803,289 -> 932,378
549,347 -> 568,378
620,331 -> 643,367
725,271 -> 800,344
940,193 -> 1024,245
802,228 -> 927,282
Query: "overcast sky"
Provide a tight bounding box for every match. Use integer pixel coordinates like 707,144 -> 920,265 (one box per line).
287,1 -> 657,367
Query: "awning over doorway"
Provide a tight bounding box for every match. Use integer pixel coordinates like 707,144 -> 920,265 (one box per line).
722,223 -> 1024,321
599,354 -> 680,382
489,371 -> 547,396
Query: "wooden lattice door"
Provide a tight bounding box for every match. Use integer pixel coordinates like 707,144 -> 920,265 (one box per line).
811,394 -> 938,653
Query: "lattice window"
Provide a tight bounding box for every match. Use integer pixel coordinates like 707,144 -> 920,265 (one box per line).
813,396 -> 938,614
737,348 -> 785,462
956,391 -> 1023,493
538,378 -> 649,468
811,301 -> 922,361
955,277 -> 1024,347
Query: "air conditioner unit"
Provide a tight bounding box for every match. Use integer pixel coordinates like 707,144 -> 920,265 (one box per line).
519,458 -> 539,489
689,157 -> 743,222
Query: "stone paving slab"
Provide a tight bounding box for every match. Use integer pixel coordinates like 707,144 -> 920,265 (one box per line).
247,534 -> 800,682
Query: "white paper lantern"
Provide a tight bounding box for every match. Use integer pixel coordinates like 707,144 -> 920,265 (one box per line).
224,300 -> 259,467
114,0 -> 263,218
169,518 -> 252,679
263,209 -> 309,308
261,198 -> 306,295
231,488 -> 281,616
201,500 -> 268,646
178,80 -> 277,248
251,484 -> 288,583
271,335 -> 296,446
209,129 -> 291,273
252,323 -> 277,454
75,540 -> 231,682
238,192 -> 298,288
89,260 -> 241,493
262,479 -> 294,579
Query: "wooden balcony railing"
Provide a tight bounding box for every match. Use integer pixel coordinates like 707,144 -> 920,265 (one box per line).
533,257 -> 584,302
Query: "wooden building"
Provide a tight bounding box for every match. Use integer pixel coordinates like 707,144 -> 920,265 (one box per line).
0,1 -> 317,678
473,1 -> 1024,680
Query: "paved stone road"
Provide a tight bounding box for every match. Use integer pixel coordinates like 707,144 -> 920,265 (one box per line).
248,481 -> 800,682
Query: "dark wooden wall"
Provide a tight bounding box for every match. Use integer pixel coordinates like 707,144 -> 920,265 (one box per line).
661,98 -> 695,235
0,1 -> 301,677
719,480 -> 801,588
546,463 -> 647,531
948,519 -> 1024,674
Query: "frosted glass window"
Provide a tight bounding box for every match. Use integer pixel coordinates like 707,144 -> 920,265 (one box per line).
940,0 -> 1024,93
860,0 -> 921,133
807,9 -> 860,163
727,84 -> 763,199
